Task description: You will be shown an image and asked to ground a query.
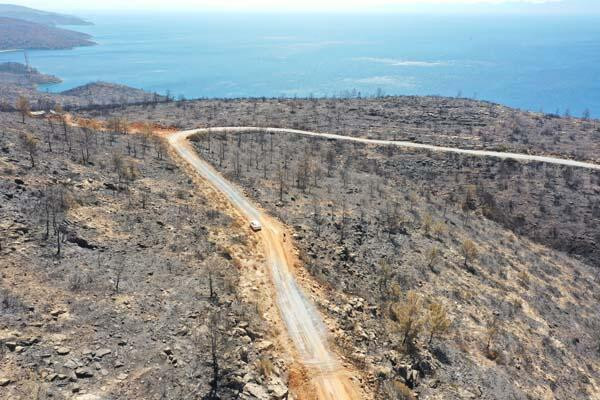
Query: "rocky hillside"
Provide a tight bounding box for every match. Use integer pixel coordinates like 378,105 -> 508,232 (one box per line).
3,96 -> 600,400
0,112 -> 290,399
190,128 -> 600,399
0,17 -> 95,50
82,97 -> 600,266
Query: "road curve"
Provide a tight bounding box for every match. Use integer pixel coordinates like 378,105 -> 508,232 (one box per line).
168,129 -> 361,400
168,125 -> 599,399
190,126 -> 600,170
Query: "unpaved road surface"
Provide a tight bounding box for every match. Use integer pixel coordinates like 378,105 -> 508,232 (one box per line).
168,129 -> 361,400
189,126 -> 600,170
168,125 -> 600,400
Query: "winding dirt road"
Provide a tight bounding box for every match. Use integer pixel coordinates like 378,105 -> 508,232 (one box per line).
168,126 -> 600,400
185,126 -> 600,170
168,129 -> 361,400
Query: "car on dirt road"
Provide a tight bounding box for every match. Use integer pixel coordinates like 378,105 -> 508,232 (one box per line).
250,220 -> 262,232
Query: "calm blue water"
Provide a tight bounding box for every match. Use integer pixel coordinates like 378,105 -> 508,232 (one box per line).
1,13 -> 599,116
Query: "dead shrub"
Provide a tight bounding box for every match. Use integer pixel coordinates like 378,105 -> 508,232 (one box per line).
380,379 -> 415,400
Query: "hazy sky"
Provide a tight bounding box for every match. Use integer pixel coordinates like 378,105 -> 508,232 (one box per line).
8,0 -> 597,13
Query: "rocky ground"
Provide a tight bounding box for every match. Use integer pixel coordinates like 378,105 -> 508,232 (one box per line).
191,129 -> 600,399
2,95 -> 600,400
0,112 -> 290,400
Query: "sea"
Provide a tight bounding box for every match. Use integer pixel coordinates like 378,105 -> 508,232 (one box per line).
1,12 -> 599,117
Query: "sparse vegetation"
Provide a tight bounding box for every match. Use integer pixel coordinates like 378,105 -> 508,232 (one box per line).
426,300 -> 451,344
3,93 -> 600,399
461,239 -> 478,270
0,112 -> 286,400
390,291 -> 424,348
184,123 -> 600,399
16,95 -> 29,124
381,379 -> 416,400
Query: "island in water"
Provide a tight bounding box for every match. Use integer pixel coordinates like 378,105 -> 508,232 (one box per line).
0,5 -> 94,51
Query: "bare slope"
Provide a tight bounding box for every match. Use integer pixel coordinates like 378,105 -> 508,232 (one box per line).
81,97 -> 600,269
190,127 -> 600,399
0,112 -> 290,399
170,129 -> 363,400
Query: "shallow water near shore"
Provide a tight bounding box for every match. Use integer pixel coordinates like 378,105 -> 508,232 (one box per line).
1,12 -> 599,116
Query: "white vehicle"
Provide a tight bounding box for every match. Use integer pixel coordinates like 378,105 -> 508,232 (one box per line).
250,220 -> 262,232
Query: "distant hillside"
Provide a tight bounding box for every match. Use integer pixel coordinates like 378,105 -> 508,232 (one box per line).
0,81 -> 166,111
0,62 -> 61,86
0,3 -> 91,25
0,17 -> 95,50
61,82 -> 166,105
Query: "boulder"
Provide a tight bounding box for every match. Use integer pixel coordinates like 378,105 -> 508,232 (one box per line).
75,367 -> 94,378
74,395 -> 103,400
232,327 -> 248,336
50,309 -> 66,317
64,359 -> 79,369
256,340 -> 273,352
240,336 -> 252,344
268,377 -> 289,399
95,348 -> 112,358
56,347 -> 70,355
243,383 -> 270,400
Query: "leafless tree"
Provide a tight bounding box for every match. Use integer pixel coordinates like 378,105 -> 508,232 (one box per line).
141,123 -> 153,157
113,262 -> 126,293
16,96 -> 30,124
78,127 -> 95,164
325,148 -> 336,177
58,110 -> 72,152
277,164 -> 285,202
153,137 -> 167,160
45,118 -> 54,152
201,310 -> 233,400
339,197 -> 348,242
311,196 -> 325,237
39,184 -> 73,257
233,150 -> 242,177
218,134 -> 227,167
